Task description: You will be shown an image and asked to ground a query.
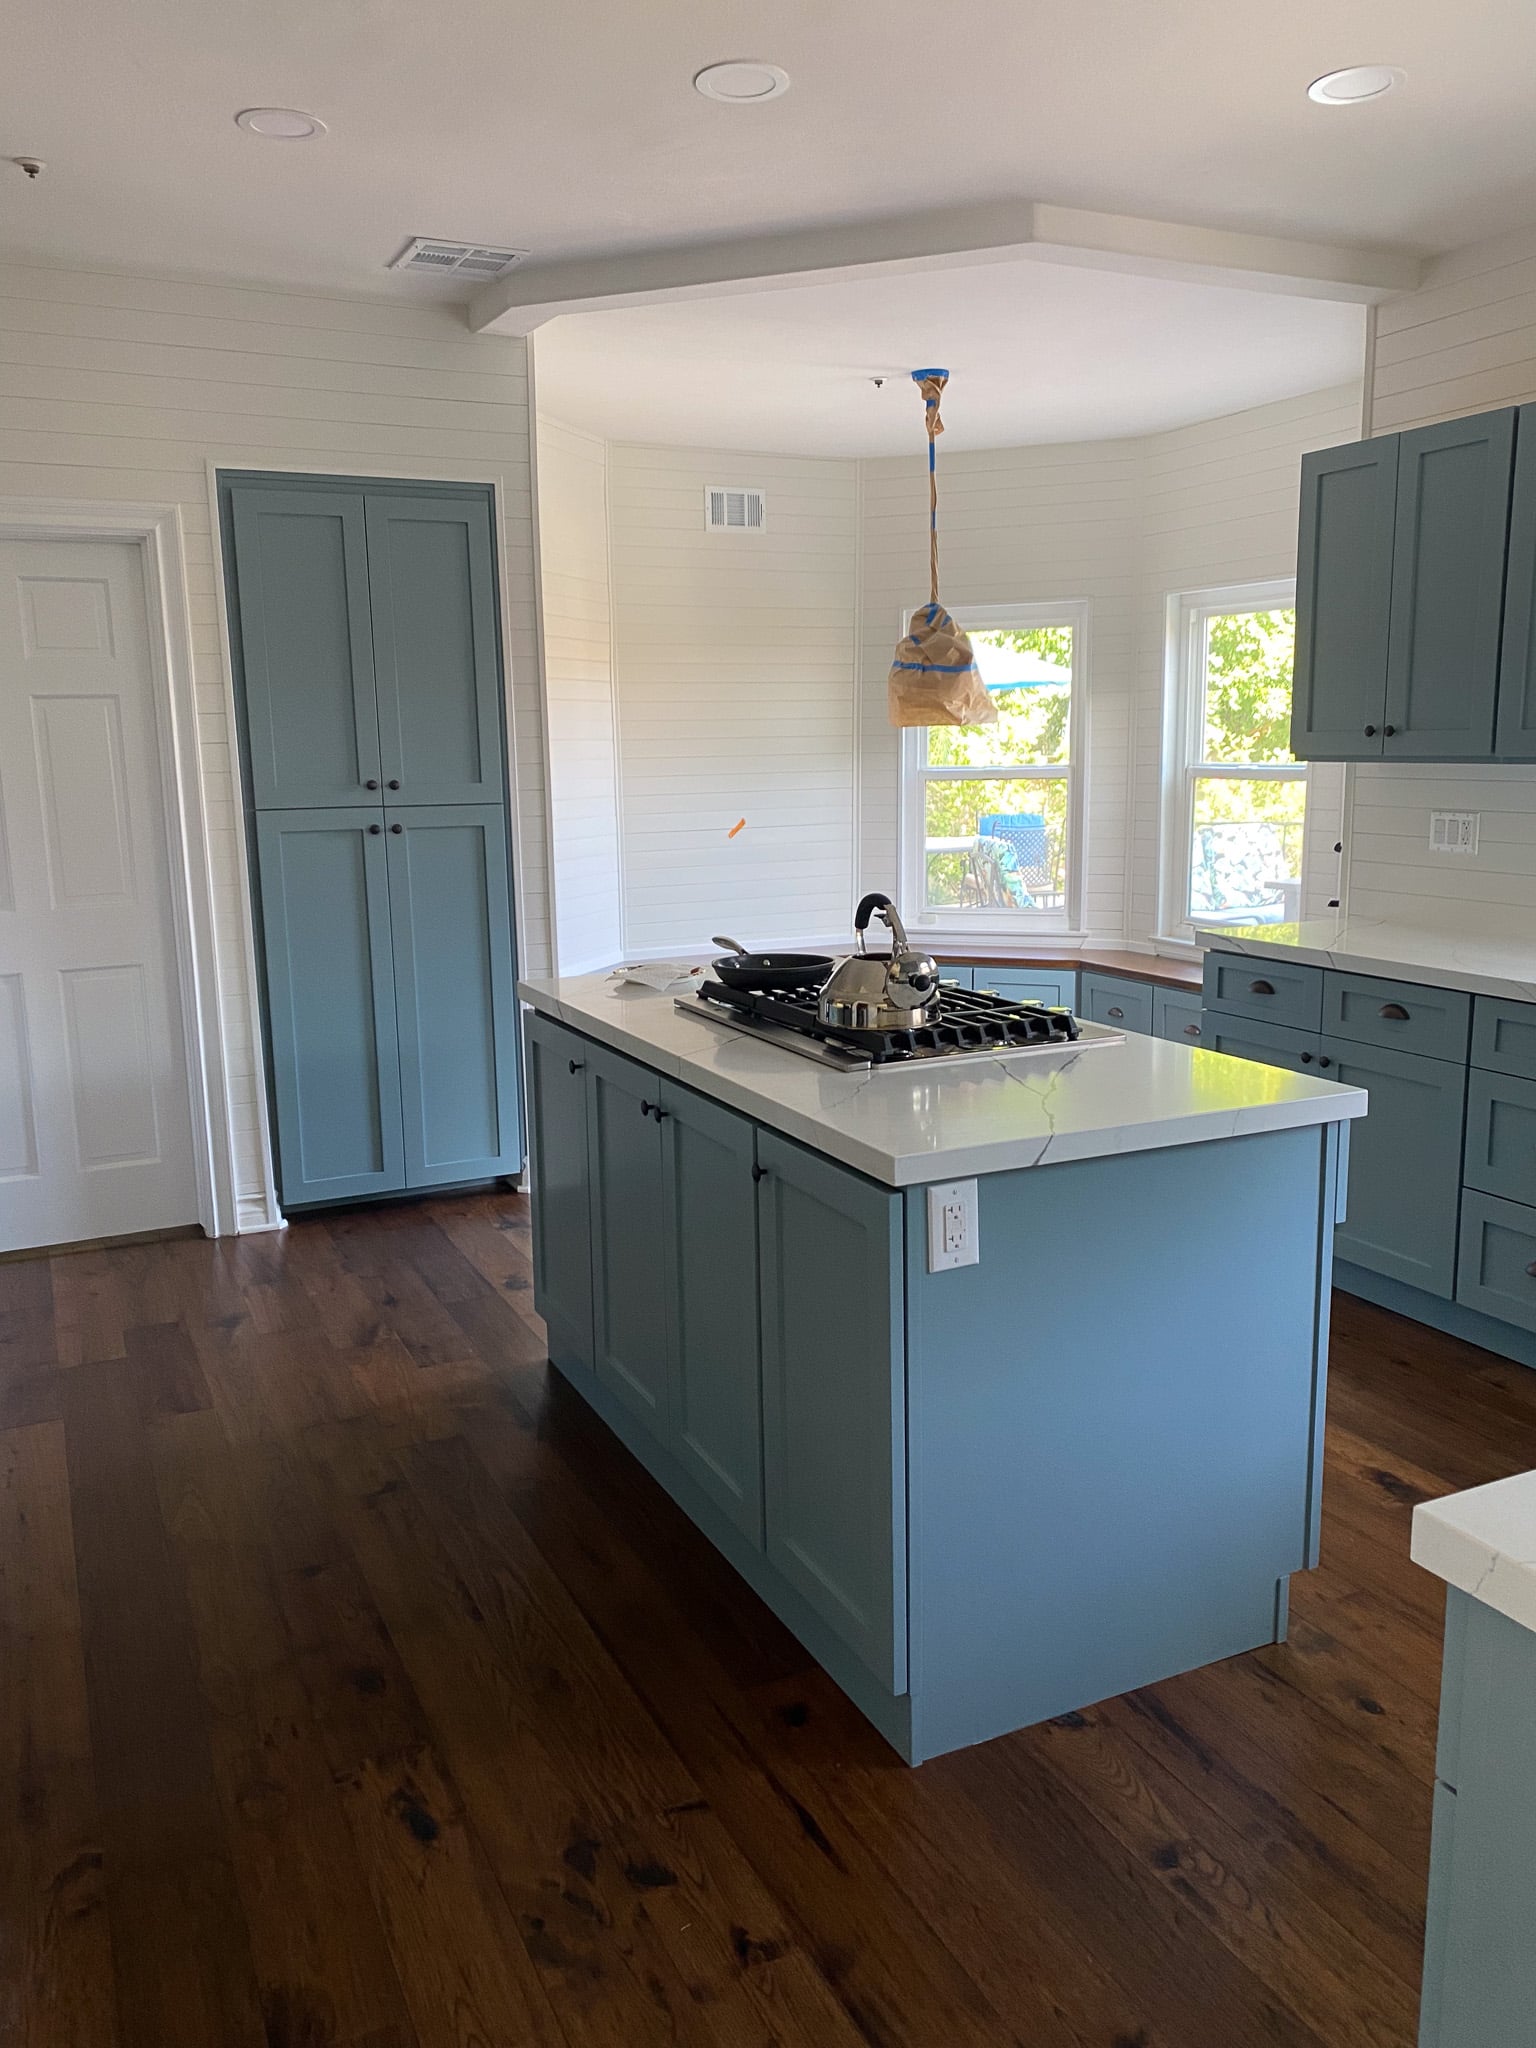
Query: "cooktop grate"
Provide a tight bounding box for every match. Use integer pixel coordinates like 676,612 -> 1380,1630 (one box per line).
690,975 -> 1081,1063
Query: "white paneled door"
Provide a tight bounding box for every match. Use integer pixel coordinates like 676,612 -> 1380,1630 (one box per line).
0,538 -> 198,1252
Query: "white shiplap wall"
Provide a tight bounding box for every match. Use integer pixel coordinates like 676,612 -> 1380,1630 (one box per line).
1130,385 -> 1361,938
535,416 -> 622,970
1349,225 -> 1536,937
606,442 -> 858,954
0,259 -> 547,1227
857,439 -> 1140,936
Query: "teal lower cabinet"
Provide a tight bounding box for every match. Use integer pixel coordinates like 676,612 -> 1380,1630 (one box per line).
1202,1013 -> 1320,1074
1079,971 -> 1154,1034
1321,1037 -> 1466,1298
1457,1191 -> 1536,1335
1418,1588 -> 1536,2047
1154,986 -> 1205,1045
524,1009 -> 1341,1763
972,967 -> 1077,1009
255,811 -> 406,1205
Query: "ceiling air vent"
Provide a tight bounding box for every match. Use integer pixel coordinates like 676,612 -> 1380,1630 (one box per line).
389,239 -> 527,280
705,486 -> 766,533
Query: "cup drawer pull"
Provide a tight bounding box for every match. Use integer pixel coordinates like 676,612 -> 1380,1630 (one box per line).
1107,1006 -> 1124,1019
1249,979 -> 1275,996
1379,1002 -> 1410,1021
1527,1260 -> 1536,1280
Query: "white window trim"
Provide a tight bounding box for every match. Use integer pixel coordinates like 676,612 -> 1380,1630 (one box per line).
1158,578 -> 1304,944
897,599 -> 1089,936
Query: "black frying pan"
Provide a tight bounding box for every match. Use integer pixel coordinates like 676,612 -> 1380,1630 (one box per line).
710,936 -> 835,993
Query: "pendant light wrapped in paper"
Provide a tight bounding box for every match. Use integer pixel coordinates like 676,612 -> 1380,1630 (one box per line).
888,368 -> 996,728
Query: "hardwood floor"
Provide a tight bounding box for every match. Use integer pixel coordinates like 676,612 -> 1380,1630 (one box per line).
4,1188 -> 1534,2047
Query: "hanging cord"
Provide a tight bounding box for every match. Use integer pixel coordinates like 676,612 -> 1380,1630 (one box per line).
912,369 -> 949,610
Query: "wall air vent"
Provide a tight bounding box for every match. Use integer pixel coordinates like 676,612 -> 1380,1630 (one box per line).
705,486 -> 766,533
389,239 -> 527,280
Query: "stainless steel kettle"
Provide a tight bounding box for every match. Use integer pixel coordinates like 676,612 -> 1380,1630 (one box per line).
819,894 -> 941,1031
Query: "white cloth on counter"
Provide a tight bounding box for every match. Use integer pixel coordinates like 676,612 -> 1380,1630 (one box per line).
609,961 -> 706,992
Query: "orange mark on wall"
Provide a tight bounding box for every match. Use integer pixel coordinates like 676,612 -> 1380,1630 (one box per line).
727,818 -> 746,839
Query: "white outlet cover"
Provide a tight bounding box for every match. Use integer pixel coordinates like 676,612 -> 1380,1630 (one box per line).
1428,811 -> 1479,855
927,1179 -> 980,1272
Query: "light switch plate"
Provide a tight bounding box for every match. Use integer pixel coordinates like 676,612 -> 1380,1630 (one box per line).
927,1179 -> 980,1271
1429,811 -> 1479,856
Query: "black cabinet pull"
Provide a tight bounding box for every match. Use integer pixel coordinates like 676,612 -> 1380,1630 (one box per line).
567,1058 -> 583,1074
1183,1023 -> 1200,1038
1108,1005 -> 1124,1019
1318,1055 -> 1333,1069
1364,724 -> 1378,737
365,778 -> 380,790
1383,725 -> 1397,738
1300,1051 -> 1314,1064
367,823 -> 381,835
1250,979 -> 1275,996
1379,1002 -> 1410,1021
752,1163 -> 768,1182
389,822 -> 403,834
387,778 -> 401,790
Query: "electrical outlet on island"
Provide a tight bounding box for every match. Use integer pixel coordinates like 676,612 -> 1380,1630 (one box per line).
927,1179 -> 980,1272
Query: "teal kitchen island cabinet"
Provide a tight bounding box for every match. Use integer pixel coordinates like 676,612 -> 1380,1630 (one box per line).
521,974 -> 1365,1763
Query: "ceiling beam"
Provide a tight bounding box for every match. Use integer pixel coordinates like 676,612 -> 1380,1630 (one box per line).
467,200 -> 1423,335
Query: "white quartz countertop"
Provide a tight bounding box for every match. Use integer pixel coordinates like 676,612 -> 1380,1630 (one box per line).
1413,1470 -> 1536,1638
519,972 -> 1366,1188
1194,918 -> 1536,1003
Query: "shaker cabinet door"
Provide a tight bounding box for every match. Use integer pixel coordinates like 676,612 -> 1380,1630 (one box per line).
586,1042 -> 670,1431
524,1014 -> 595,1375
385,805 -> 520,1188
1321,1037 -> 1466,1298
1495,403 -> 1536,757
255,811 -> 405,1205
756,1132 -> 906,1690
364,494 -> 505,806
1291,438 -> 1398,759
230,487 -> 382,808
1384,410 -> 1515,759
658,1080 -> 765,1545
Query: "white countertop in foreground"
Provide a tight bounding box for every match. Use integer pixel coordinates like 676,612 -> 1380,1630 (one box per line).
519,972 -> 1365,1188
1413,1471 -> 1536,1638
1195,918 -> 1536,1003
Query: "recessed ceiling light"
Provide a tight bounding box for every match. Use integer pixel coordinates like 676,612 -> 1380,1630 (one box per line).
1307,65 -> 1404,105
235,107 -> 327,140
693,61 -> 790,103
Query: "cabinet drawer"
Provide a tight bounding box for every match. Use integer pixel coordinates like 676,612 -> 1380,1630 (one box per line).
1322,971 -> 1470,1062
1202,952 -> 1323,1032
1079,972 -> 1153,1034
1154,988 -> 1206,1045
1465,1068 -> 1536,1206
1471,994 -> 1536,1079
1458,1190 -> 1536,1333
1202,1014 -> 1319,1073
974,968 -> 1076,1010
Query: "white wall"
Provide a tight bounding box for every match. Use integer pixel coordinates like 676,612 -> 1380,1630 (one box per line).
857,388 -> 1359,944
606,442 -> 858,954
535,417 -> 622,970
1348,226 -> 1536,937
0,258 -> 546,1227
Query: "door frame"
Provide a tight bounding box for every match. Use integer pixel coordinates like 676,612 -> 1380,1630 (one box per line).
0,499 -> 243,1238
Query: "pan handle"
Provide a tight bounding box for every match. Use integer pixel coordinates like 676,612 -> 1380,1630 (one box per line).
711,935 -> 748,955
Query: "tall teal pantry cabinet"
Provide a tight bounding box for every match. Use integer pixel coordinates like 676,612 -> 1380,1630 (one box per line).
223,476 -> 520,1208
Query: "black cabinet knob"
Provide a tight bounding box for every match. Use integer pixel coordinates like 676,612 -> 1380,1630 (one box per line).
365,778 -> 379,790
1364,724 -> 1378,737
752,1163 -> 768,1182
367,823 -> 381,835
640,1099 -> 653,1118
568,1058 -> 583,1074
1383,724 -> 1397,738
387,779 -> 401,791
1300,1051 -> 1314,1064
389,822 -> 403,834
1318,1055 -> 1333,1069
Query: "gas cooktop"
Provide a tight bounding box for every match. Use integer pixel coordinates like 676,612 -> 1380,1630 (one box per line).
679,976 -> 1121,1071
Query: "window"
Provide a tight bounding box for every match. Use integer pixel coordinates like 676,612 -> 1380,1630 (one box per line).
1160,582 -> 1306,938
901,601 -> 1086,932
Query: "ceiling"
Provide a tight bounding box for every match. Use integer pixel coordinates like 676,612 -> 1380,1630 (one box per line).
7,0 -> 1536,302
533,261 -> 1367,455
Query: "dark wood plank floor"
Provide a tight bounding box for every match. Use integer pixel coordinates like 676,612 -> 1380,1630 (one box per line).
4,1189 -> 1534,2048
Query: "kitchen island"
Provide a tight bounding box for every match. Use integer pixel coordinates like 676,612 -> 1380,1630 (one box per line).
519,970 -> 1366,1763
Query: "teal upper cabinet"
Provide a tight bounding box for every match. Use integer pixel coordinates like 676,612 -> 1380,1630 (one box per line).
1384,410 -> 1515,759
255,811 -> 405,1206
1292,438 -> 1399,759
1292,406 -> 1523,764
230,488 -> 382,808
385,806 -> 520,1188
364,495 -> 505,806
1495,403 -> 1536,755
